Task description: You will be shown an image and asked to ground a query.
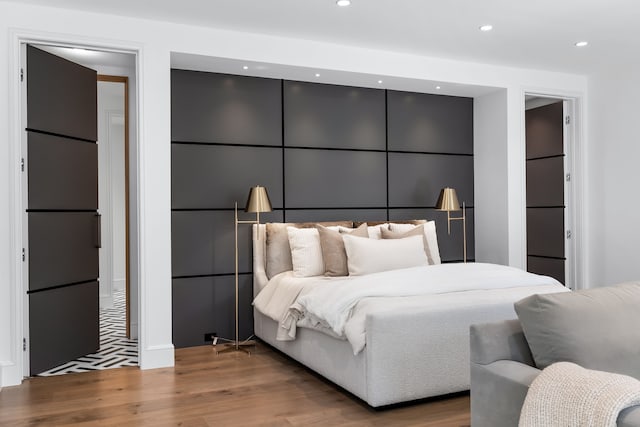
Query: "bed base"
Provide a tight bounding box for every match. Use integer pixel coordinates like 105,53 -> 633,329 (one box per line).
252,224 -> 526,407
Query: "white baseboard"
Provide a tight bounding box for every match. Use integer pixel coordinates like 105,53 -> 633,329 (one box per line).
0,360 -> 22,388
139,344 -> 174,370
113,279 -> 125,292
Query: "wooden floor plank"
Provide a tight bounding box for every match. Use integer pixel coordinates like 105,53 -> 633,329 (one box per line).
0,343 -> 470,426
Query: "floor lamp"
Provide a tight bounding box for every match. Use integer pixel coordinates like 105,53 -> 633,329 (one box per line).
217,185 -> 272,355
435,187 -> 467,263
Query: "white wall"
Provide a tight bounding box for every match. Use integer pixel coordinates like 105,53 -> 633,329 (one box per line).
97,81 -> 126,308
98,65 -> 139,339
587,66 -> 640,286
474,89 -> 509,265
0,0 -> 589,386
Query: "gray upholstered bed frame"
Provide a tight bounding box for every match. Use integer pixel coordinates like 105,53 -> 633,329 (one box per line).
252,224 -> 522,407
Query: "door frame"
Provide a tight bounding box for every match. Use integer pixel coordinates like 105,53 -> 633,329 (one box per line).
521,90 -> 585,290
8,31 -> 142,381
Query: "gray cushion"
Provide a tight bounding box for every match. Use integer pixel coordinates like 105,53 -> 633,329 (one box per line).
265,221 -> 352,279
317,223 -> 369,277
514,282 -> 640,378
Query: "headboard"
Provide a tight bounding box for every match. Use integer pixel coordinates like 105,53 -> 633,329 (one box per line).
252,224 -> 269,297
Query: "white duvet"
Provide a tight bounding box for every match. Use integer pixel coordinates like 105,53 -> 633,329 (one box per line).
253,263 -> 567,354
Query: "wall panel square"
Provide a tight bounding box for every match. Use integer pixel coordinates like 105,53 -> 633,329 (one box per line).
172,274 -> 253,348
526,156 -> 564,207
525,101 -> 563,159
388,153 -> 474,208
528,256 -> 565,285
171,70 -> 281,145
284,81 -> 385,150
284,209 -> 387,223
387,91 -> 473,154
285,149 -> 387,208
172,210 -> 283,277
527,207 -> 565,258
172,144 -> 283,209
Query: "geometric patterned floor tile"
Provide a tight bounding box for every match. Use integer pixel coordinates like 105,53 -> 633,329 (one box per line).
37,289 -> 138,377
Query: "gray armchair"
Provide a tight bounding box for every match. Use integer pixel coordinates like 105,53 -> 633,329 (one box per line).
470,319 -> 640,427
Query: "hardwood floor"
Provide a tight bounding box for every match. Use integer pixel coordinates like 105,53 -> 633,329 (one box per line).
0,343 -> 470,426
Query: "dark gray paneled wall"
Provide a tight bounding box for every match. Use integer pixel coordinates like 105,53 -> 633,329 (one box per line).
171,70 -> 474,348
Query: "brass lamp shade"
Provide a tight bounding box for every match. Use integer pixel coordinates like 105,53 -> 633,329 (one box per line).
245,185 -> 272,213
435,187 -> 461,212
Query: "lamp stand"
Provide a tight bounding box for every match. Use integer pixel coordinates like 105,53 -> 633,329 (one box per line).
446,202 -> 467,263
216,202 -> 258,355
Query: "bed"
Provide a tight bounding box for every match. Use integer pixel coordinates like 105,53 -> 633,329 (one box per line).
251,221 -> 567,407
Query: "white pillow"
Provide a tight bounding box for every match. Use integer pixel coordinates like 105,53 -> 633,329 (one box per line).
390,221 -> 441,264
286,226 -> 338,277
366,223 -> 389,240
342,234 -> 428,276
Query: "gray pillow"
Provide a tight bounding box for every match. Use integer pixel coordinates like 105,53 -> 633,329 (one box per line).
514,282 -> 640,379
317,223 -> 369,277
265,221 -> 352,279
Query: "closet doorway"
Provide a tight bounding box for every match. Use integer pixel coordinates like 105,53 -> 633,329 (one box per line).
524,96 -> 574,288
23,44 -> 138,376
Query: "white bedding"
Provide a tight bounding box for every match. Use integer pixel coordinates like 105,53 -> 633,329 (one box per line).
253,263 -> 567,354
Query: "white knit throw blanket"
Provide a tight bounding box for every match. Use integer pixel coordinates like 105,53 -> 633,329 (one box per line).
520,362 -> 640,427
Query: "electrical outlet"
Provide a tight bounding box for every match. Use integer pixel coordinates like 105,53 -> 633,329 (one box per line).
204,332 -> 217,342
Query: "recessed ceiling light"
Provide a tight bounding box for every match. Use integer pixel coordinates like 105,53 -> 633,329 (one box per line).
378,80 -> 383,84
575,41 -> 588,47
436,86 -> 441,90
243,65 -> 248,70
336,0 -> 351,6
315,73 -> 321,77
479,24 -> 493,32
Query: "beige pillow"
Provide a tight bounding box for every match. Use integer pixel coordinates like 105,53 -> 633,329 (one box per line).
265,221 -> 352,279
266,223 -> 294,279
317,223 -> 369,277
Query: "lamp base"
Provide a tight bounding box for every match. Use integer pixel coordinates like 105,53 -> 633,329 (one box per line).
215,339 -> 256,355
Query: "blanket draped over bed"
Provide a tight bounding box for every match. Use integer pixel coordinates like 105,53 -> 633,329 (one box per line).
253,263 -> 565,354
519,362 -> 640,427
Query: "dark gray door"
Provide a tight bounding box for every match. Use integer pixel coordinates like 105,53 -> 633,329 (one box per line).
26,45 -> 99,375
525,101 -> 566,285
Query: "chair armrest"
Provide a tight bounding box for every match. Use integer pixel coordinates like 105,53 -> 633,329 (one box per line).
471,360 -> 541,427
470,319 -> 535,366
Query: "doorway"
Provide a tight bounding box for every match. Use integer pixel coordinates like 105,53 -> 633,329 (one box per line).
524,96 -> 574,288
22,43 -> 138,376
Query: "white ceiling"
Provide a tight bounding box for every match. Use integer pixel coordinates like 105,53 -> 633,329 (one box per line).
15,0 -> 640,75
